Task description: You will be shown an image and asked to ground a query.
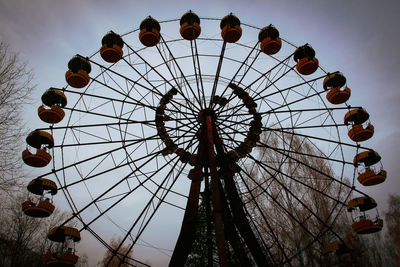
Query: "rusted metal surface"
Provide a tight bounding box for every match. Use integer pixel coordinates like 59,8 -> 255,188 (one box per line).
206,116 -> 228,267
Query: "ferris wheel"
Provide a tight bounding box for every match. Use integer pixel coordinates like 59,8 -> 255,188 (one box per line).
21,11 -> 387,266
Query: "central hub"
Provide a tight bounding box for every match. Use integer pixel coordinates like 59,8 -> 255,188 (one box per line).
198,108 -> 216,123
155,84 -> 263,166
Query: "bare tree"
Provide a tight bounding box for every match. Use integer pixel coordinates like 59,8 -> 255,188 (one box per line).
0,194 -> 71,266
242,131 -> 369,266
0,42 -> 35,193
99,237 -> 134,267
384,194 -> 400,265
76,253 -> 89,267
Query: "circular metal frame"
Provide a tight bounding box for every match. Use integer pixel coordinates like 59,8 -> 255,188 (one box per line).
31,16 -> 380,266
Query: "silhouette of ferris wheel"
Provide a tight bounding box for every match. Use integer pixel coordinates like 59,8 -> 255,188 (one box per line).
21,11 -> 387,266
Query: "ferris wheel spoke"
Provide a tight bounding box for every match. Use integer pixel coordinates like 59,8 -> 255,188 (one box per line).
96,65 -> 157,109
253,73 -> 328,103
219,129 -> 333,189
263,106 -> 355,115
216,114 -> 252,130
248,57 -> 294,98
267,108 -> 335,129
89,76 -> 158,113
274,129 -> 343,168
54,137 -> 157,148
163,113 -> 198,126
218,128 -> 350,205
248,154 -> 347,206
122,55 -> 201,117
162,118 -> 200,143
211,42 -> 261,110
258,62 -> 297,99
79,153 -> 184,235
248,54 -> 293,90
218,128 -> 248,146
162,37 -> 206,111
62,90 -> 175,129
216,119 -> 249,142
234,169 -> 293,265
79,224 -> 152,267
216,67 -> 318,119
58,147 -> 161,191
63,88 -> 158,114
119,56 -> 170,99
257,138 -> 351,168
37,120 -> 156,131
64,88 -> 158,126
209,41 -> 227,108
58,148 -> 165,228
188,40 -> 204,110
214,53 -> 294,116
246,140 -> 326,221
56,122 -> 158,147
216,101 -> 253,126
264,126 -> 370,150
242,154 -> 347,250
61,106 -> 153,127
262,181 -> 348,252
271,123 -> 347,131
238,166 -> 323,258
122,41 -> 201,115
256,140 -> 369,197
217,106 -> 354,122
88,57 -> 163,98
107,157 -> 189,265
156,38 -> 202,113
49,140 -> 160,190
192,39 -> 207,108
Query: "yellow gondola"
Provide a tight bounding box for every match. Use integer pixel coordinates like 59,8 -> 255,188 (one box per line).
43,252 -> 79,267
180,11 -> 201,40
357,168 -> 387,186
43,226 -> 81,266
347,196 -> 383,235
44,226 -> 81,266
344,108 -> 374,142
48,226 -> 81,242
220,13 -> 242,43
22,199 -> 55,217
326,86 -> 351,104
347,196 -> 377,212
38,105 -> 64,124
139,17 -> 161,47
348,123 -> 374,142
100,32 -> 124,63
323,72 -> 346,90
293,45 -> 319,75
27,177 -> 58,195
65,55 -> 91,88
258,25 -> 281,55
22,178 -> 57,217
38,88 -> 67,124
344,108 -> 369,125
352,218 -> 383,234
22,130 -> 54,168
353,150 -> 381,167
22,149 -> 52,167
26,130 -> 54,148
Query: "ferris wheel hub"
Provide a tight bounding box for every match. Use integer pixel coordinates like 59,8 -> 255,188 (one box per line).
197,108 -> 216,123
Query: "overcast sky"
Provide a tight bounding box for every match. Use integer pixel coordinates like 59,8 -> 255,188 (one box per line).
1,0 -> 399,266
